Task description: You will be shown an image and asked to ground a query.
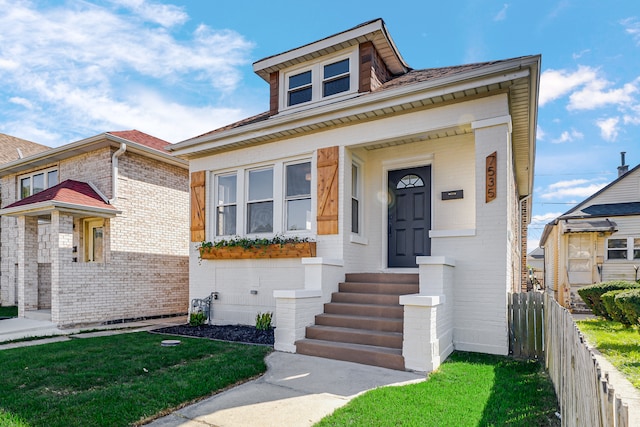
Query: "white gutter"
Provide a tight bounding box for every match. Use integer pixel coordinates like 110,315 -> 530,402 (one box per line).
110,143 -> 127,204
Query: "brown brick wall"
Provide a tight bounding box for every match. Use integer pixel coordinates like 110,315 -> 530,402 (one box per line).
269,71 -> 279,115
359,41 -> 394,93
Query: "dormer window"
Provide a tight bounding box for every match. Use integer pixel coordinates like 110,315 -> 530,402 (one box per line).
288,70 -> 312,106
323,59 -> 350,97
281,50 -> 357,111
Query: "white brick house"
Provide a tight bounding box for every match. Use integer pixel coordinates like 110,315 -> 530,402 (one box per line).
170,19 -> 540,371
0,130 -> 189,327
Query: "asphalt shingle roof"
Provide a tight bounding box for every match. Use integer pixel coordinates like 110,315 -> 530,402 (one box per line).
581,202 -> 640,217
0,134 -> 50,164
107,130 -> 173,152
4,179 -> 117,212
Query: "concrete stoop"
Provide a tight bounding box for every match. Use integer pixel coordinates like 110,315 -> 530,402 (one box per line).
295,273 -> 418,371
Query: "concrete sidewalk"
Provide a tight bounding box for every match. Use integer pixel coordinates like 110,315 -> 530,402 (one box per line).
0,314 -> 187,349
146,351 -> 425,427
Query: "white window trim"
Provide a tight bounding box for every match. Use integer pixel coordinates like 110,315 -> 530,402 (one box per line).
351,157 -> 365,239
210,155 -> 314,240
18,166 -> 58,199
279,48 -> 358,113
284,160 -> 312,232
214,173 -> 237,237
246,166 -> 275,235
606,236 -> 640,261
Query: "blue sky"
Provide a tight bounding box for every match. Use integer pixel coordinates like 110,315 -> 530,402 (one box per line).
1,0 -> 639,250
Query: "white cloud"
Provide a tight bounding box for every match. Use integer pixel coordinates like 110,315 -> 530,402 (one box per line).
9,97 -> 34,109
530,212 -> 562,227
109,0 -> 188,27
540,179 -> 608,200
0,0 -> 255,145
621,17 -> 640,45
568,80 -> 637,111
539,66 -> 597,106
494,4 -> 508,21
550,128 -> 583,144
536,125 -> 545,141
596,117 -> 620,141
539,66 -> 638,111
572,49 -> 590,60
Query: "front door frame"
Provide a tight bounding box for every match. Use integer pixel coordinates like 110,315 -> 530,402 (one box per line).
381,155 -> 434,270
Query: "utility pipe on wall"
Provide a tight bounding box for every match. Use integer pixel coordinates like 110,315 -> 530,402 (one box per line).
110,143 -> 127,204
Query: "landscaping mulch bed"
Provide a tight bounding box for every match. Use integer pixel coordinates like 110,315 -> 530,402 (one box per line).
153,324 -> 274,345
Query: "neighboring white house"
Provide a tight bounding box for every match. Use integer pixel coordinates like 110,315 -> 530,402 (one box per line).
169,19 -> 540,371
0,130 -> 190,327
540,154 -> 640,311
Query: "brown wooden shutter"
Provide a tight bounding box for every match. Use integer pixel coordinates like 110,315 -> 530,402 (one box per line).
190,171 -> 206,242
317,146 -> 339,235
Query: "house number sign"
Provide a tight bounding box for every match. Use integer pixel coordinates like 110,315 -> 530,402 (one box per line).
486,151 -> 497,203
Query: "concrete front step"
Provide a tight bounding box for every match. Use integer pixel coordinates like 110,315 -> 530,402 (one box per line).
296,338 -> 405,371
331,292 -> 400,305
346,273 -> 418,284
305,325 -> 403,348
323,302 -> 403,318
314,313 -> 404,333
339,281 -> 419,295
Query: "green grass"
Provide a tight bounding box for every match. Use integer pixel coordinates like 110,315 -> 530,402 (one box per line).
0,332 -> 271,426
576,319 -> 640,389
315,352 -> 560,427
0,306 -> 18,318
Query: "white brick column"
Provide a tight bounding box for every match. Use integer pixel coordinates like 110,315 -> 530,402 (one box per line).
273,257 -> 343,352
400,256 -> 455,372
50,211 -> 74,325
17,216 -> 38,314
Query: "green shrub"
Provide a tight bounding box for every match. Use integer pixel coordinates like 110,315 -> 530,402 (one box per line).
189,310 -> 206,327
255,312 -> 273,331
601,290 -> 633,326
577,281 -> 640,319
615,289 -> 640,327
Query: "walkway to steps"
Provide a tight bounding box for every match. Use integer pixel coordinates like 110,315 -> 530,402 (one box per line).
295,273 -> 418,371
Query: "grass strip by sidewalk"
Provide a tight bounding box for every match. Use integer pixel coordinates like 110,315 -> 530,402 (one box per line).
576,319 -> 640,389
316,351 -> 560,427
0,306 -> 18,318
0,332 -> 271,426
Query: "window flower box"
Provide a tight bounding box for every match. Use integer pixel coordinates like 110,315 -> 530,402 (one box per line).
198,239 -> 316,260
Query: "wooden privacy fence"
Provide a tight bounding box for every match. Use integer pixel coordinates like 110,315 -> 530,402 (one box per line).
509,291 -> 636,426
509,291 -> 544,359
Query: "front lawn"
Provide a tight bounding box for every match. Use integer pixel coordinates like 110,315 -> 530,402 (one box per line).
576,319 -> 640,389
316,351 -> 560,427
0,306 -> 18,318
0,332 -> 271,426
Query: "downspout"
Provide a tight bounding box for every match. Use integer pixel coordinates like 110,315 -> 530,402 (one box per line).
110,143 -> 127,204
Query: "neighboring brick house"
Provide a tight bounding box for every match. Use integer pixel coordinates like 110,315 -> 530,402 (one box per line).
540,154 -> 640,311
169,19 -> 540,372
0,130 -> 189,327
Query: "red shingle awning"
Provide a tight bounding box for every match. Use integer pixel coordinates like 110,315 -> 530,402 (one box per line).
0,180 -> 120,217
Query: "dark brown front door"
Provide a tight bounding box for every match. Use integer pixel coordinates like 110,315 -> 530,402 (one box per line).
388,166 -> 431,268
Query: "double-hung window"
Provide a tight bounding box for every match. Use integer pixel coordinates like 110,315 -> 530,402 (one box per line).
288,70 -> 312,107
19,167 -> 58,199
607,237 -> 640,260
283,51 -> 355,110
247,168 -> 274,233
285,162 -> 311,231
351,163 -> 360,234
216,174 -> 237,236
323,59 -> 350,97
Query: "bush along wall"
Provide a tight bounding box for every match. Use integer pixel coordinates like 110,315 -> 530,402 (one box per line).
615,289 -> 640,327
601,289 -> 633,326
577,281 -> 640,319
